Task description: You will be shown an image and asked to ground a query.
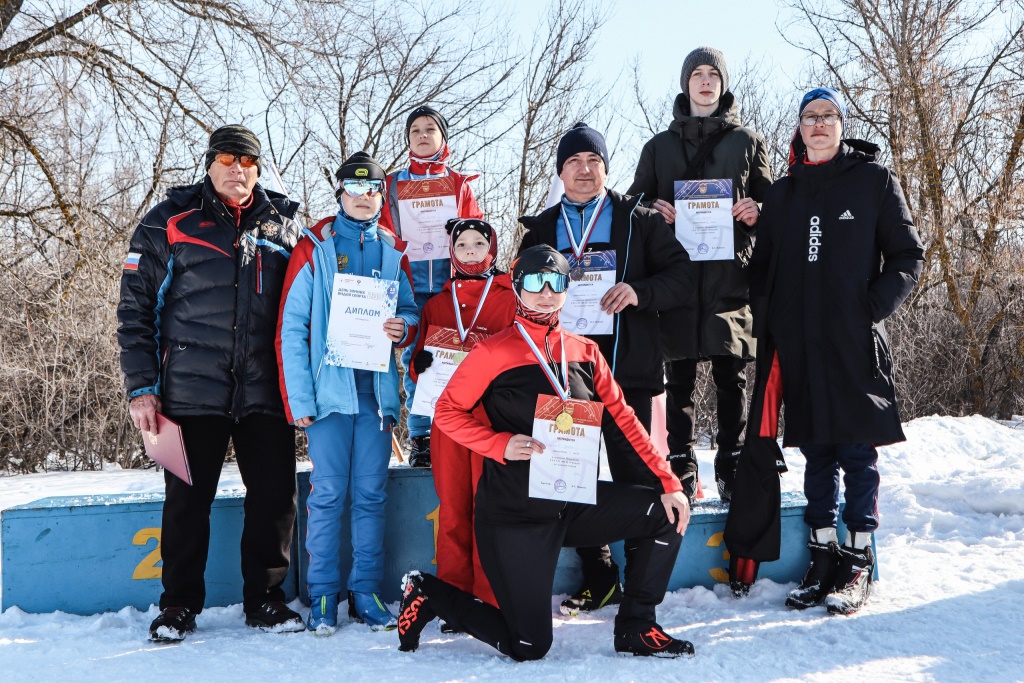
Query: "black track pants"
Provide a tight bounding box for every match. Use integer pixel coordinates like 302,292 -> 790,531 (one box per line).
159,414 -> 296,614
422,481 -> 682,661
575,388 -> 655,580
665,355 -> 748,453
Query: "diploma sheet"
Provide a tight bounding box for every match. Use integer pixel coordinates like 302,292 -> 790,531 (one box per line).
396,176 -> 459,262
674,179 -> 734,261
410,326 -> 489,417
528,395 -> 604,504
560,250 -> 616,336
324,273 -> 398,372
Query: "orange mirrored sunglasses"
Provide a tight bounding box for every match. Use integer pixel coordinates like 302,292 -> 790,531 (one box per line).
211,151 -> 260,168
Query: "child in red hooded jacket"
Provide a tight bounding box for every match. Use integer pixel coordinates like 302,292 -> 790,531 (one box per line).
408,218 -> 516,609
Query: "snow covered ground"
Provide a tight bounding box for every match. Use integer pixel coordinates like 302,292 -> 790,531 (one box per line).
1,415 -> 1023,682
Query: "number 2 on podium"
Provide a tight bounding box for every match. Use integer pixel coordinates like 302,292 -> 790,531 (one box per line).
132,527 -> 162,579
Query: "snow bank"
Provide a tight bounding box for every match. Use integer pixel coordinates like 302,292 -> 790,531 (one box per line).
1,416 -> 1022,682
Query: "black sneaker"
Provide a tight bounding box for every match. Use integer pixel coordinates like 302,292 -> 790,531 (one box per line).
614,624 -> 695,658
667,448 -> 699,505
409,435 -> 431,468
786,529 -> 841,610
149,606 -> 196,642
559,573 -> 622,616
825,535 -> 874,615
397,571 -> 436,652
245,601 -> 305,632
714,448 -> 741,503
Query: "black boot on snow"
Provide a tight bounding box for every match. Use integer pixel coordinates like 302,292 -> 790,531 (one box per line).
786,528 -> 841,610
614,624 -> 695,658
397,571 -> 436,652
825,532 -> 875,615
714,448 -> 741,503
149,606 -> 197,642
560,570 -> 623,616
408,435 -> 431,468
729,555 -> 760,597
667,447 -> 699,505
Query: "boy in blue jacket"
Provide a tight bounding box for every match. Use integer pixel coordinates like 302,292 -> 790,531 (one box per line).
277,152 -> 419,635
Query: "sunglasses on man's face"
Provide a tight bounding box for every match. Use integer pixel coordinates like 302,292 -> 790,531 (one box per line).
342,179 -> 384,197
520,272 -> 569,294
210,151 -> 260,168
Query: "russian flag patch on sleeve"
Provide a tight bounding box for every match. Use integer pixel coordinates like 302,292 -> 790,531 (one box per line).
124,252 -> 142,271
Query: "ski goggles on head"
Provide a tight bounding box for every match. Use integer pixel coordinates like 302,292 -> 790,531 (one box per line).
209,151 -> 260,168
341,179 -> 384,197
519,272 -> 569,294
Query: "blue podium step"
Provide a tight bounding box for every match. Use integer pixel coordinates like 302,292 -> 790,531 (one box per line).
1,468 -> 835,615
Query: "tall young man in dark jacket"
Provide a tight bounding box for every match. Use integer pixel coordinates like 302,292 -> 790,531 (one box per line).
518,122 -> 690,616
628,48 -> 773,504
750,88 -> 923,614
118,125 -> 304,641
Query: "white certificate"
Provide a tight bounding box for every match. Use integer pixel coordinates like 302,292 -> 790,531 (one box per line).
674,179 -> 734,261
410,326 -> 489,417
528,396 -> 605,505
324,273 -> 398,372
396,176 -> 459,262
560,250 -> 616,336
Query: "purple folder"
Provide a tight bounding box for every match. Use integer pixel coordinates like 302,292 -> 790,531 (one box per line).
143,414 -> 192,485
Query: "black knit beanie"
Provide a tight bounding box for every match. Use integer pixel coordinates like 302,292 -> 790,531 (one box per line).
680,47 -> 729,94
555,122 -> 609,175
205,125 -> 262,175
333,152 -> 386,199
405,105 -> 449,144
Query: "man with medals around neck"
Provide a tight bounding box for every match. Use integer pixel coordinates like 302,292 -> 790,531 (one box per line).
407,218 -> 517,615
518,123 -> 691,617
396,245 -> 694,661
379,105 -> 484,468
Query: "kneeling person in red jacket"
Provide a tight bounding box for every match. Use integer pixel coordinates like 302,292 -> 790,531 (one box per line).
397,245 -> 694,661
408,219 -> 517,612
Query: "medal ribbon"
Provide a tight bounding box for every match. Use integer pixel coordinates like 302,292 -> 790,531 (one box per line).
514,321 -> 570,401
560,191 -> 609,260
451,275 -> 494,343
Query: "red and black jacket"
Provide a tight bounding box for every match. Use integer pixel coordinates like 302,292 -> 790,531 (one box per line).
434,315 -> 682,525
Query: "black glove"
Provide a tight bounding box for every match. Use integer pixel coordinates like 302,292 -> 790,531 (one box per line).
413,349 -> 434,375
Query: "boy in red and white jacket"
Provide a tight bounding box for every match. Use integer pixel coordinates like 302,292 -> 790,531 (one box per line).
381,106 -> 483,466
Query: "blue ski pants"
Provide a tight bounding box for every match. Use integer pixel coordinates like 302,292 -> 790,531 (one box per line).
304,397 -> 392,597
800,442 -> 880,533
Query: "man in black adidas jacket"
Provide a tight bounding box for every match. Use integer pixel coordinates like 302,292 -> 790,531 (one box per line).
748,88 -> 923,615
117,125 -> 304,641
518,122 -> 690,617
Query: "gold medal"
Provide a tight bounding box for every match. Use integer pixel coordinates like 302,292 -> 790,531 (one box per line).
337,254 -> 349,272
453,350 -> 468,364
555,409 -> 574,432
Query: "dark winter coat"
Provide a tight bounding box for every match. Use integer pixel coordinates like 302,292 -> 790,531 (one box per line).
518,189 -> 691,394
750,139 -> 924,447
117,178 -> 300,419
628,92 -> 773,361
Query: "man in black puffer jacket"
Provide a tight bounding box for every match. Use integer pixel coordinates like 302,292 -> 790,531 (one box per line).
747,88 -> 923,615
118,125 -> 304,641
628,47 -> 773,505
